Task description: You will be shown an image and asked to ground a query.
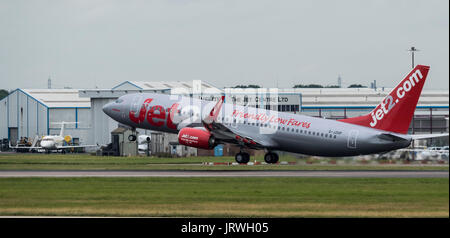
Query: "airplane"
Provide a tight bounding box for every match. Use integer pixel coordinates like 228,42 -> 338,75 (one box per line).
10,122 -> 98,153
102,65 -> 448,163
138,135 -> 151,153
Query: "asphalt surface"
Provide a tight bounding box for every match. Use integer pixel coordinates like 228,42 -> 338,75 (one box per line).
0,170 -> 448,178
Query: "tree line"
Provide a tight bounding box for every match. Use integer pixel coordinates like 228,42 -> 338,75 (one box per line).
231,84 -> 367,88
0,89 -> 8,100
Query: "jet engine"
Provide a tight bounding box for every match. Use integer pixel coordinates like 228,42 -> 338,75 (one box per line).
178,128 -> 215,149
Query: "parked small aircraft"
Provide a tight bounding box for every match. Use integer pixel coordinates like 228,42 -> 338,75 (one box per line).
10,122 -> 98,153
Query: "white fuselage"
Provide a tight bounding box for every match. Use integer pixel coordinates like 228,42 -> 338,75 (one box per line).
40,136 -> 65,149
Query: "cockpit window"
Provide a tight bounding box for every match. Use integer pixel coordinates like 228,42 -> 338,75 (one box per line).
115,99 -> 124,103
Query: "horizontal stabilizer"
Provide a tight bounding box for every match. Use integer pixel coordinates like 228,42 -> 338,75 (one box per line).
410,133 -> 449,140
50,122 -> 78,125
378,133 -> 410,142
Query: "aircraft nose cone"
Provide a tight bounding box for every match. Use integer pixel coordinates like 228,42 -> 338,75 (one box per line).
103,102 -> 113,116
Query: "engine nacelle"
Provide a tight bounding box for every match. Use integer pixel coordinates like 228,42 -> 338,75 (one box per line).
178,128 -> 215,149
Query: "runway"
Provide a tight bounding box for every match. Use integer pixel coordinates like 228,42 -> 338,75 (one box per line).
0,170 -> 448,178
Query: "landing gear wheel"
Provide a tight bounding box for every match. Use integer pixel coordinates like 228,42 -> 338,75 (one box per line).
235,152 -> 250,164
264,152 -> 279,164
242,152 -> 250,163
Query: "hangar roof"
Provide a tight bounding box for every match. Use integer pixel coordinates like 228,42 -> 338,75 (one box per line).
112,80 -> 222,94
21,89 -> 91,108
225,87 -> 449,107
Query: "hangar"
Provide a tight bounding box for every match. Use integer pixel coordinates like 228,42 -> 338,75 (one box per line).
0,89 -> 91,146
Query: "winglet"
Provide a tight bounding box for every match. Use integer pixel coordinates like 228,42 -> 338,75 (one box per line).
203,96 -> 225,130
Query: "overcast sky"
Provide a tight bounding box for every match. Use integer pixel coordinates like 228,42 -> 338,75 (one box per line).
0,0 -> 448,90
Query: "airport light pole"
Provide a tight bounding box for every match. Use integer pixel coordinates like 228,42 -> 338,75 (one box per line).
408,47 -> 419,69
407,46 -> 420,161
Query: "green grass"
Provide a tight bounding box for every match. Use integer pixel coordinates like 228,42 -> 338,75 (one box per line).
0,153 -> 447,171
0,177 -> 447,217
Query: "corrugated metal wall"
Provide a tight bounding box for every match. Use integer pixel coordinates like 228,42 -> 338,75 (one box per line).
0,90 -> 48,140
0,89 -> 92,145
90,98 -> 118,146
0,97 -> 8,138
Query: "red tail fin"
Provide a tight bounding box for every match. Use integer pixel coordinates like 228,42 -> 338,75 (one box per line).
339,65 -> 430,134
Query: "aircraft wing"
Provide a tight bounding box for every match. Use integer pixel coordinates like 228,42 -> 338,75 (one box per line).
410,133 -> 449,140
201,96 -> 277,149
10,145 -> 43,149
56,145 -> 98,149
8,142 -> 42,150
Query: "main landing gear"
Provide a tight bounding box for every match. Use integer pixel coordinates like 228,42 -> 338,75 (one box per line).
234,151 -> 279,164
235,152 -> 250,164
264,152 -> 279,164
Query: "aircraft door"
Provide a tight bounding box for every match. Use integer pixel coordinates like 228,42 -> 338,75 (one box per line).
8,127 -> 18,146
130,95 -> 143,116
347,130 -> 359,149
